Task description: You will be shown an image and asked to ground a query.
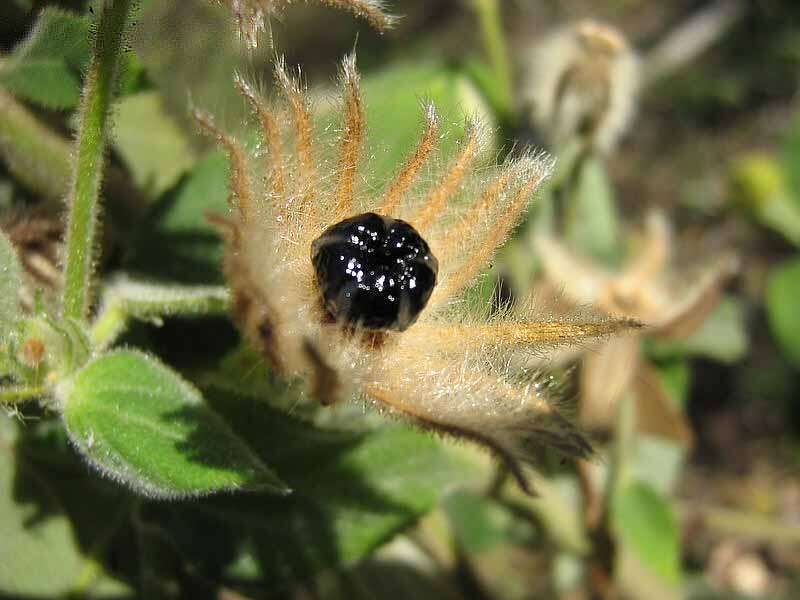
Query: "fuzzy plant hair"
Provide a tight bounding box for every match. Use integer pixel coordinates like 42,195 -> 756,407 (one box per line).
192,54 -> 640,493
213,0 -> 399,48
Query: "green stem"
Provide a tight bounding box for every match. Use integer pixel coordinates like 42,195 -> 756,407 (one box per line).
608,393 -> 636,504
472,0 -> 514,121
61,0 -> 134,322
90,300 -> 127,351
500,473 -> 591,555
0,385 -> 47,405
90,281 -> 230,350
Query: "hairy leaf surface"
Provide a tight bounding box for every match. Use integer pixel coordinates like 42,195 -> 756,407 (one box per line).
60,350 -> 288,498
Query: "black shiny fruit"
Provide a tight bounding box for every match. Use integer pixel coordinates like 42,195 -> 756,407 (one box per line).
311,212 -> 438,331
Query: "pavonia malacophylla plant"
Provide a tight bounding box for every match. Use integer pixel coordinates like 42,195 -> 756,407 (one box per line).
192,55 -> 640,493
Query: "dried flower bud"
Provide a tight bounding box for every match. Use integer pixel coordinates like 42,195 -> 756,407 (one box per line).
521,19 -> 640,154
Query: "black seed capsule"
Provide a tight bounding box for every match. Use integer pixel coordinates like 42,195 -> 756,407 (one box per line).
311,212 -> 438,331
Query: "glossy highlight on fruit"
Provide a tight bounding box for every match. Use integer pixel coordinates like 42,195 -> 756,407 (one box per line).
311,212 -> 438,330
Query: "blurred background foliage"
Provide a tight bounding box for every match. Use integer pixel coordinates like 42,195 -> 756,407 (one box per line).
2,0 -> 800,599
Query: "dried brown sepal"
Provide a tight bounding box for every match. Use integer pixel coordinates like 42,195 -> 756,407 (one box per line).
535,211 -> 738,330
234,75 -> 287,213
412,118 -> 481,231
435,156 -> 553,301
377,102 -> 439,215
299,0 -> 400,32
409,318 -> 642,355
651,254 -> 739,338
192,109 -> 253,221
333,54 -> 364,221
274,59 -> 317,223
534,211 -> 737,444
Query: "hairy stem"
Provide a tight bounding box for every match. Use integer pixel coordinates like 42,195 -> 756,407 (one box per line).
61,0 -> 133,321
608,393 -> 636,503
499,473 -> 591,555
89,301 -> 126,350
0,385 -> 47,405
90,281 -> 230,350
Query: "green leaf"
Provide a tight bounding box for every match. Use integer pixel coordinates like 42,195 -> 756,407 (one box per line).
0,229 -> 22,337
766,257 -> 800,367
114,91 -> 196,198
565,157 -> 621,264
0,420 -> 83,596
154,387 -> 473,589
611,480 -> 681,585
0,86 -> 74,202
59,350 -> 289,499
0,8 -> 90,109
127,151 -> 229,283
443,490 -> 534,553
645,296 -> 748,363
0,418 -> 131,598
158,150 -> 231,233
196,345 -> 320,424
463,58 -> 509,124
133,0 -> 248,132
